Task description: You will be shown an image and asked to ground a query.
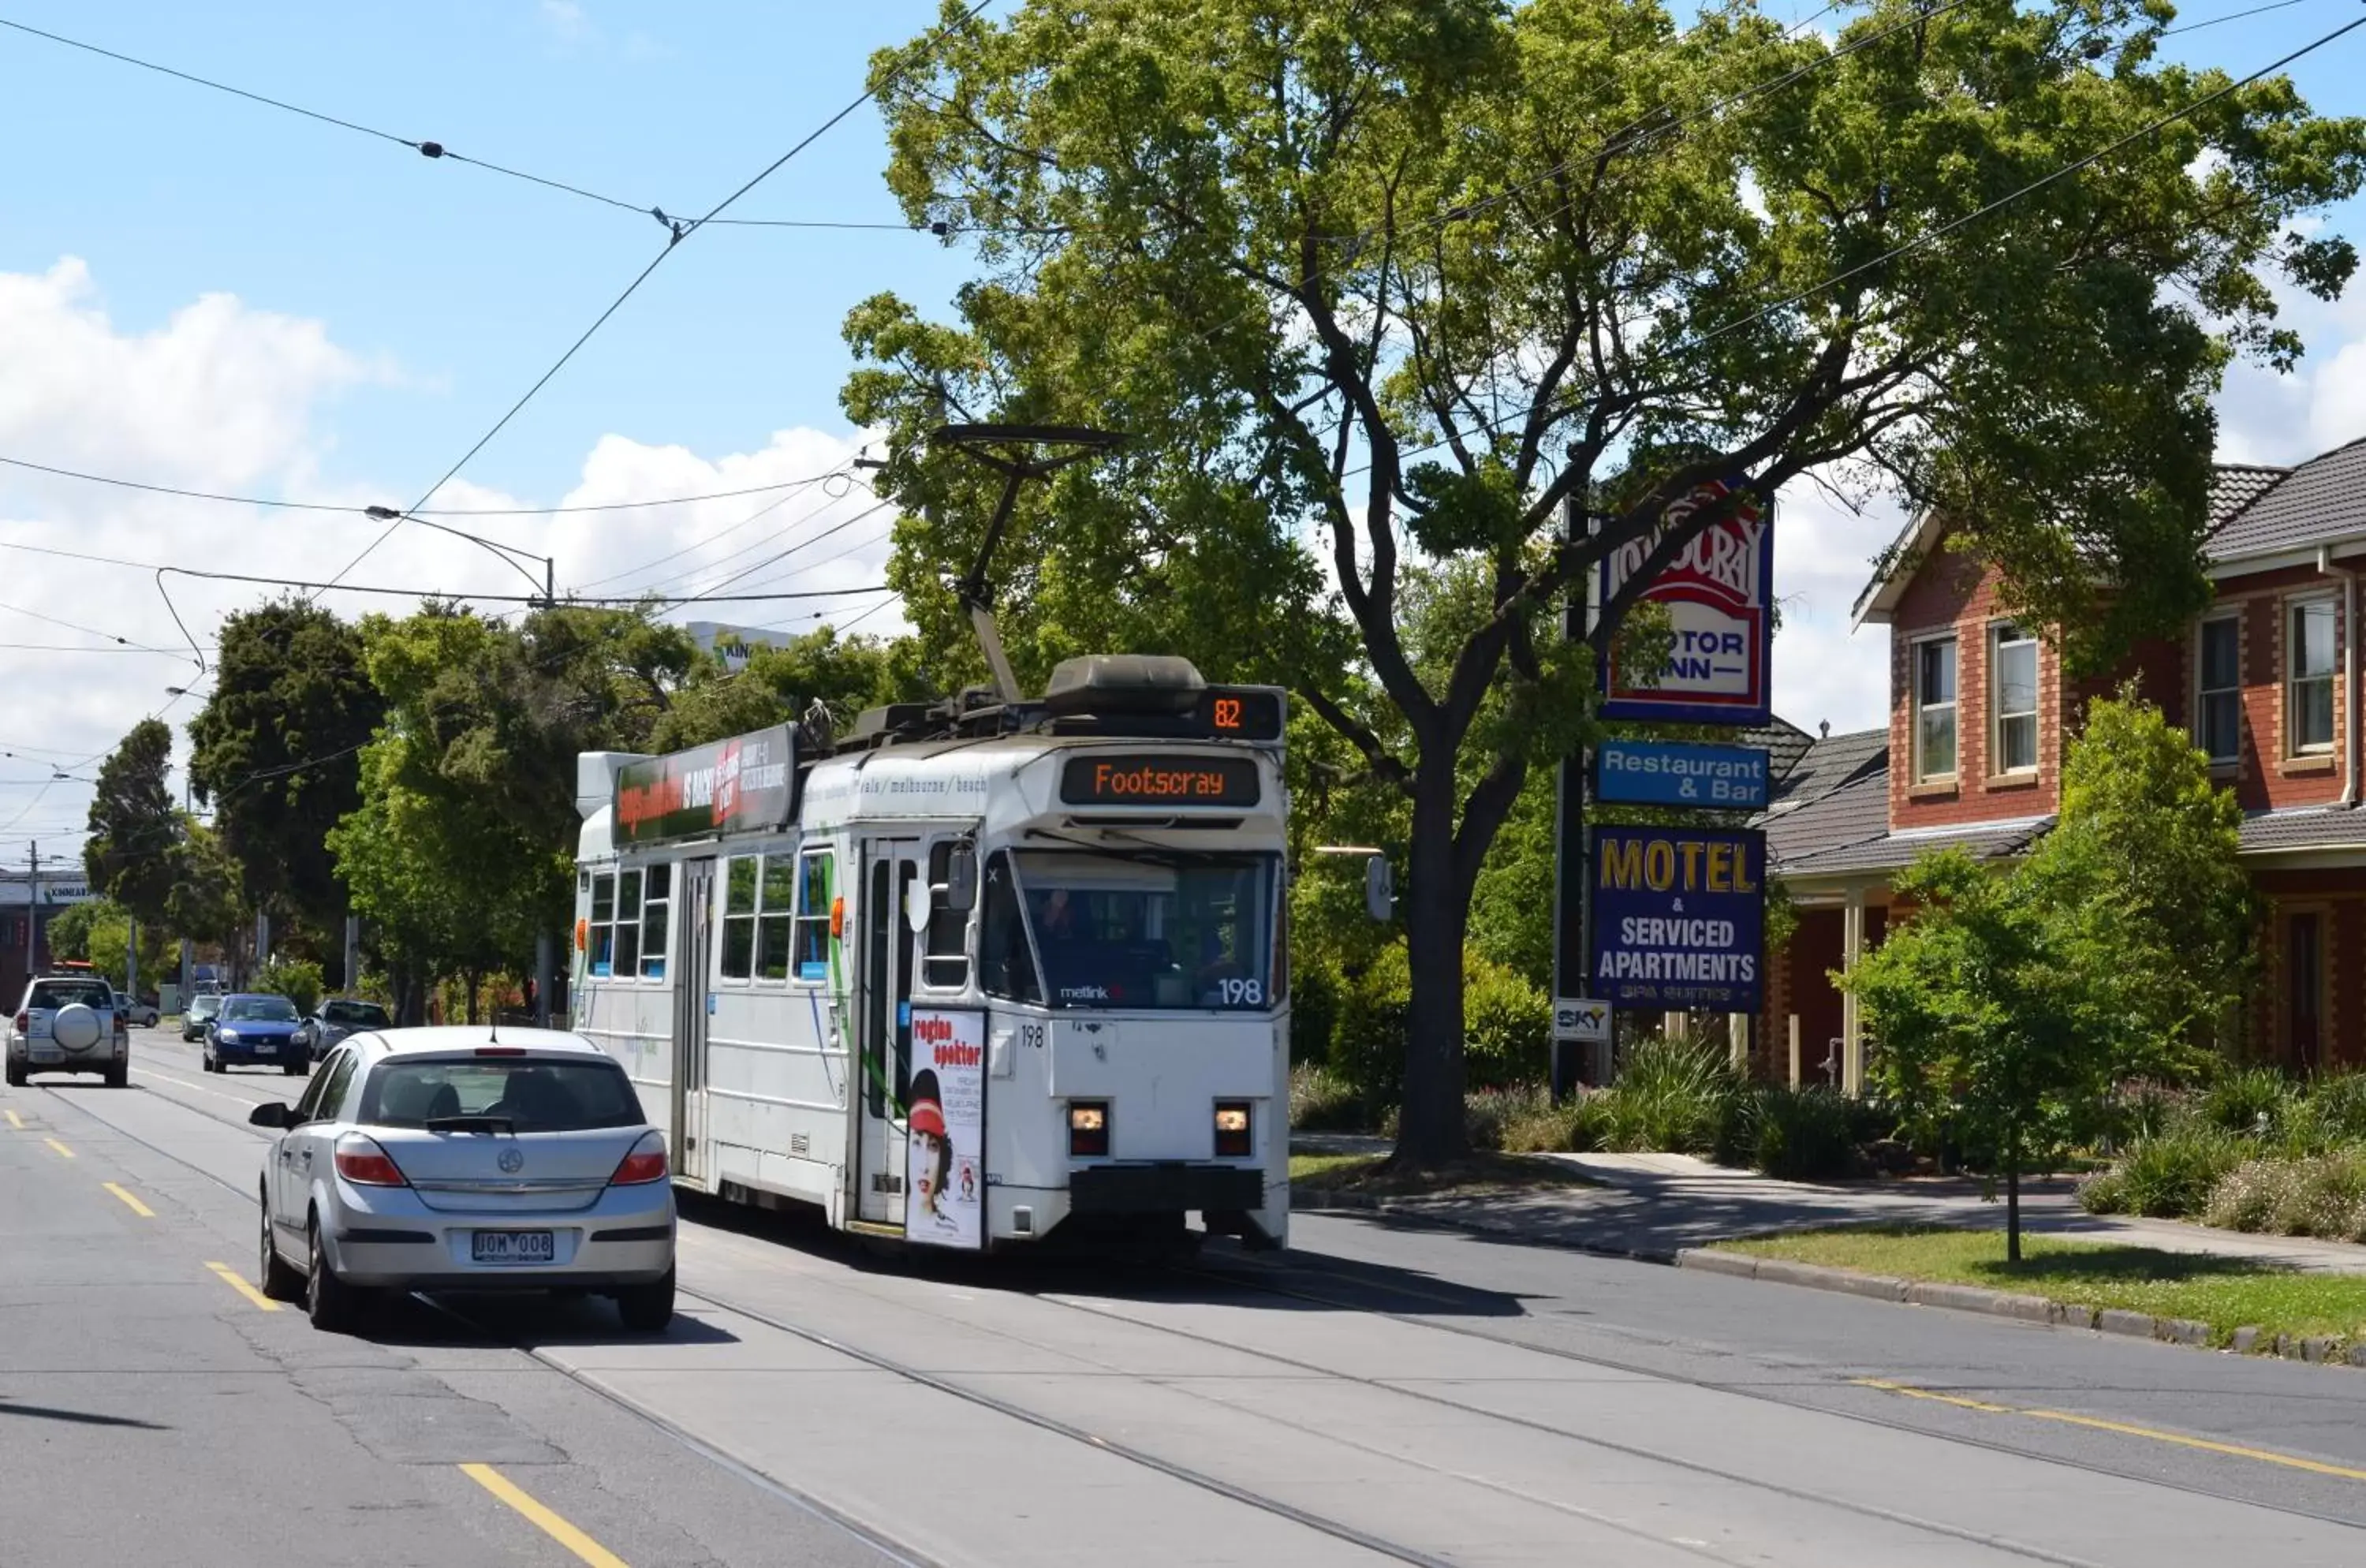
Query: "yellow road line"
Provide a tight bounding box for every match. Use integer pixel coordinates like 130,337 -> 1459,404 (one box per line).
1854,1378 -> 2366,1483
43,1137 -> 73,1159
203,1260 -> 279,1312
103,1182 -> 155,1218
5,1108 -> 21,1129
460,1462 -> 629,1568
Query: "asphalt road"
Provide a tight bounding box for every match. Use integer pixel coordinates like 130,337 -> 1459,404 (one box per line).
4,1025 -> 2365,1566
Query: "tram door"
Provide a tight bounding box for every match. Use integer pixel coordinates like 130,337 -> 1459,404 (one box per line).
673,857 -> 716,1186
856,836 -> 924,1226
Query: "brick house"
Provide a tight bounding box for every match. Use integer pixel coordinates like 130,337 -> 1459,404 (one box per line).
1758,438 -> 2366,1085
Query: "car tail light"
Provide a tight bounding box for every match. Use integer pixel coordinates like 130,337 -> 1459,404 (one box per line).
1068,1102 -> 1110,1158
610,1130 -> 669,1185
12,1010 -> 24,1033
1214,1101 -> 1253,1158
334,1135 -> 409,1187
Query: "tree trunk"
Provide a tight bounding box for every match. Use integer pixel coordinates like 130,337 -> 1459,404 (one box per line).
2005,1115 -> 2023,1264
465,969 -> 480,1028
1393,767 -> 1469,1169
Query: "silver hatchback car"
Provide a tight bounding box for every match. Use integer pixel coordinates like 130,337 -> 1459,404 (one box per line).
249,1027 -> 676,1333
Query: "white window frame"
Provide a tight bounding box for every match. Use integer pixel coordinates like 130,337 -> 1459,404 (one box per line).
2287,595 -> 2338,758
718,855 -> 759,984
1910,632 -> 1960,782
1988,621 -> 2039,776
790,847 -> 834,987
637,862 -> 672,980
2194,613 -> 2241,766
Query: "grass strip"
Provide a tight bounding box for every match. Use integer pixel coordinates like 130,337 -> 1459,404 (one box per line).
1289,1150 -> 1595,1199
1718,1224 -> 2366,1347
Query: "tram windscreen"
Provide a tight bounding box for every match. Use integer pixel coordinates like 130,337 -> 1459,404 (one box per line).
998,850 -> 1278,1010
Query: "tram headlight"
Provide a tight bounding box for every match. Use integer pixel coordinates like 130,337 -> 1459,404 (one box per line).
1213,1101 -> 1253,1158
1068,1102 -> 1110,1158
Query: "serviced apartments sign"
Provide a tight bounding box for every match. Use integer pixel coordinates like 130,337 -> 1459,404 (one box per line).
613,725 -> 797,846
1598,480 -> 1773,726
1589,827 -> 1764,1012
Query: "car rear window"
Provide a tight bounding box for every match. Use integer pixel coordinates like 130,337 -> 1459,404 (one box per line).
356,1058 -> 646,1132
323,1001 -> 390,1027
29,981 -> 111,1010
222,997 -> 299,1022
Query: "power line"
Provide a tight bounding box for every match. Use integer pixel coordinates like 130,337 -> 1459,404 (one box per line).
629,480 -> 877,598
0,450 -> 856,517
321,0 -> 997,595
659,500 -> 897,611
0,13 -> 1041,242
564,466 -> 860,588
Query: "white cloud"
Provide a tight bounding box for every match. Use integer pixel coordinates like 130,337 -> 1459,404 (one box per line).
539,1 -> 588,39
1769,472 -> 1896,737
0,259 -> 901,855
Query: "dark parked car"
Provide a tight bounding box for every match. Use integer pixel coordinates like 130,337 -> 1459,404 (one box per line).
297,997 -> 393,1062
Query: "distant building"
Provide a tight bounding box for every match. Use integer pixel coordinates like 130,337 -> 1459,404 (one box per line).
0,868 -> 98,1002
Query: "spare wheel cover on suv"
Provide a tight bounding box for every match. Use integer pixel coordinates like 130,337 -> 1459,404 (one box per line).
52,1003 -> 103,1053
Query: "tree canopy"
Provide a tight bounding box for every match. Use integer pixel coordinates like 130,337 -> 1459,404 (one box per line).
850,0 -> 2366,1161
84,719 -> 179,927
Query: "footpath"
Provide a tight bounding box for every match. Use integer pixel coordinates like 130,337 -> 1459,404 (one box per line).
1301,1144 -> 2366,1273
1292,1140 -> 2366,1363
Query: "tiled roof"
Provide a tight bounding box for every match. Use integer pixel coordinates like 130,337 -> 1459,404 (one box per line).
1737,718 -> 1816,789
2239,806 -> 2366,853
1764,769 -> 1891,870
1767,726 -> 1886,812
2207,464 -> 2290,534
1778,813 -> 2054,877
2207,444 -> 2366,560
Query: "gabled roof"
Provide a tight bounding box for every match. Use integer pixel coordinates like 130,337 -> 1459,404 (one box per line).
1755,726 -> 1890,868
1737,717 -> 1816,787
1849,452 -> 2314,625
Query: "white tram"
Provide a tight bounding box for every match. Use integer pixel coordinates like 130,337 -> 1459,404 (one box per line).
569,655 -> 1290,1253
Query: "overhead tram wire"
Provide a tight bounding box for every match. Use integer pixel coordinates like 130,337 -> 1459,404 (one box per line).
0,450 -> 864,517
654,498 -> 898,614
566,464 -> 860,589
1338,8 -> 2366,489
613,475 -> 873,599
317,0 -> 998,599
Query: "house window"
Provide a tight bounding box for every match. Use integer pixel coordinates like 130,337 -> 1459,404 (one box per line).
1913,636 -> 1957,780
1991,624 -> 2038,775
2289,599 -> 2337,755
639,864 -> 670,979
793,850 -> 834,984
721,857 -> 758,980
2196,616 -> 2241,765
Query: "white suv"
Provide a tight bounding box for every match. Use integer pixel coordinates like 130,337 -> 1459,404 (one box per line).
7,975 -> 129,1087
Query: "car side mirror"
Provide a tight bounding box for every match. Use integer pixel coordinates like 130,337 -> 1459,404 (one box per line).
248,1102 -> 292,1130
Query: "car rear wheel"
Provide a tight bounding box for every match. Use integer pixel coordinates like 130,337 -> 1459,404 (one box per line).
4,1059 -> 22,1088
614,1267 -> 675,1334
104,1063 -> 127,1088
305,1217 -> 361,1332
259,1195 -> 303,1301
283,1059 -> 307,1077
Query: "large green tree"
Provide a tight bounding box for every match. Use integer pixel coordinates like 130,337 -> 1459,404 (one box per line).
847,0 -> 2366,1163
648,625 -> 916,752
186,599 -> 385,934
84,719 -> 180,926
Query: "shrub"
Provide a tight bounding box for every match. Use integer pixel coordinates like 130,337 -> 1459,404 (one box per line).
253,958 -> 323,1018
1290,959 -> 1342,1068
2204,1152 -> 2366,1240
1461,1083 -> 1586,1153
2081,1125 -> 2248,1219
1328,945 -> 1409,1113
2275,1072 -> 2366,1157
1748,1085 -> 1861,1181
1592,1036 -> 1742,1154
1463,953 -> 1549,1090
1289,1063 -> 1368,1133
2199,1066 -> 2288,1137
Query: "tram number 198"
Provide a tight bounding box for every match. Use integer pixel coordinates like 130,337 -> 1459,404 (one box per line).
1218,978 -> 1263,1006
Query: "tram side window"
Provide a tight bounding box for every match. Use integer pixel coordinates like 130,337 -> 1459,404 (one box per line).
923,840 -> 972,990
589,872 -> 616,977
614,869 -> 644,976
979,852 -> 1039,1004
640,864 -> 670,979
721,856 -> 759,980
757,855 -> 797,982
793,850 -> 834,984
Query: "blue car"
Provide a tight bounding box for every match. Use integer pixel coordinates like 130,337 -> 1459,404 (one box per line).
205,993 -> 308,1077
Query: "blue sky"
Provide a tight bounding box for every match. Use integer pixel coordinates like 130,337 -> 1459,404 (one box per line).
0,0 -> 2358,846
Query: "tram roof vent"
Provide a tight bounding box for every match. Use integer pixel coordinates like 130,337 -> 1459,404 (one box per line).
1043,655 -> 1205,717
849,702 -> 936,747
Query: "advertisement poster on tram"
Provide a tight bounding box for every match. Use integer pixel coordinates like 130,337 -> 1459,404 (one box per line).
906,1008 -> 985,1249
